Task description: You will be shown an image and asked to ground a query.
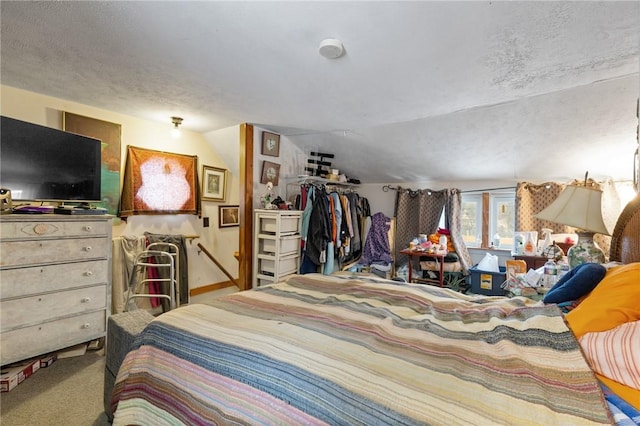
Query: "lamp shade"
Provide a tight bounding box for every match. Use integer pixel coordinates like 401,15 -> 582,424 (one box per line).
534,184 -> 610,235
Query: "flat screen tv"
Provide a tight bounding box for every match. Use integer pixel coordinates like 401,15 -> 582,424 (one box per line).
0,116 -> 102,203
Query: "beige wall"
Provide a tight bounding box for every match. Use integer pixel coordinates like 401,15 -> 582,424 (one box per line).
1,85 -> 240,296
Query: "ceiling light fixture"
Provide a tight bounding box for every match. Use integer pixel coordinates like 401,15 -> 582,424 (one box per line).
171,116 -> 183,138
318,38 -> 345,59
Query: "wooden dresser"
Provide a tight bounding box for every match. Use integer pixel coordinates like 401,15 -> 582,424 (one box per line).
0,214 -> 112,366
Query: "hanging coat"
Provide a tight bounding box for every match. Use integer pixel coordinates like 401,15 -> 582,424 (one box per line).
305,191 -> 332,266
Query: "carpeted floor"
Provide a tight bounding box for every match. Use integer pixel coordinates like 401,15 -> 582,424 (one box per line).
0,349 -> 109,426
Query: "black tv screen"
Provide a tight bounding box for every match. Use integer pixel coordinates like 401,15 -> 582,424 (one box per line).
0,116 -> 102,202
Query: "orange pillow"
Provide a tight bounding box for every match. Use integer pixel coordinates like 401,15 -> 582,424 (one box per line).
565,263 -> 640,340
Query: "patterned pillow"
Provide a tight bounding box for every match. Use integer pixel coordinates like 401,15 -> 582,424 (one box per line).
579,320 -> 640,391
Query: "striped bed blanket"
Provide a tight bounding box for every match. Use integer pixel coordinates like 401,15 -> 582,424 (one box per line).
111,273 -> 613,425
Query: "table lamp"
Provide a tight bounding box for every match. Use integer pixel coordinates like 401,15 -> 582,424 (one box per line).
534,174 -> 610,268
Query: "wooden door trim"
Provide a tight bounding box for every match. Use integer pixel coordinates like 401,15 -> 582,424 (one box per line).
238,123 -> 254,291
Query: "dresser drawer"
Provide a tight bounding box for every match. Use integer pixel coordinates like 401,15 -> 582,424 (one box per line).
1,285 -> 107,332
1,310 -> 106,366
0,260 -> 108,299
0,237 -> 108,268
0,219 -> 109,240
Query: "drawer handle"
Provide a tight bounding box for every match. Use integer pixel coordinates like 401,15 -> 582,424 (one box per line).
33,224 -> 48,235
83,246 -> 93,252
81,297 -> 91,303
83,225 -> 93,232
82,323 -> 90,329
84,271 -> 94,277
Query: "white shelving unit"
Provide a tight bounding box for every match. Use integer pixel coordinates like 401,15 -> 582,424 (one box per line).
253,209 -> 302,288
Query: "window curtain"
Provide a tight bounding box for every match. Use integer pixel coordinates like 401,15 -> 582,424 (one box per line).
394,187 -> 472,274
515,179 -> 631,259
444,188 -> 473,273
515,182 -> 566,234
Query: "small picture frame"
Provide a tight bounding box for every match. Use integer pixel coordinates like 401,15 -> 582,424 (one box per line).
219,205 -> 240,228
261,131 -> 280,157
260,161 -> 280,186
201,165 -> 228,202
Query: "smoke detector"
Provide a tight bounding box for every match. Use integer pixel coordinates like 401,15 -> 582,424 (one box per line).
318,38 -> 345,59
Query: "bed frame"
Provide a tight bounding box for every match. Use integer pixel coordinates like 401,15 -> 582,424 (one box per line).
609,193 -> 640,264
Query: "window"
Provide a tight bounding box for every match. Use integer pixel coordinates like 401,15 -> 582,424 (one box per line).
490,195 -> 515,250
461,191 -> 515,250
461,195 -> 482,247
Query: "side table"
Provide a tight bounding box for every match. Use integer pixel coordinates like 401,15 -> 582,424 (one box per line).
400,249 -> 445,287
513,255 -> 547,271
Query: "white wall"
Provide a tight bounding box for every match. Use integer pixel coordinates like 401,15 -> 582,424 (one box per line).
252,126 -> 307,209
1,85 -> 239,293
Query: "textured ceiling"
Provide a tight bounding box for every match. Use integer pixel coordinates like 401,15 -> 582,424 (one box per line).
1,1 -> 638,184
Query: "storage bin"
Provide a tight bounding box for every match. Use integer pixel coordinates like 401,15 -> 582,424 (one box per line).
260,215 -> 300,234
469,265 -> 507,296
260,254 -> 299,276
256,277 -> 275,287
261,235 -> 301,255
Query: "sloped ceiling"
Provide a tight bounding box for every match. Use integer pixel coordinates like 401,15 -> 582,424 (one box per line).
1,1 -> 638,184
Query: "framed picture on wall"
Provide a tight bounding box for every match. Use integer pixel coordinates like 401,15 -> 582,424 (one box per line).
260,161 -> 280,186
120,146 -> 199,216
63,112 -> 122,216
261,131 -> 280,157
202,165 -> 228,202
219,205 -> 240,228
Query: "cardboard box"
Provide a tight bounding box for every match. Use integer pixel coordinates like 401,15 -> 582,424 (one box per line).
0,359 -> 40,392
469,265 -> 507,296
40,354 -> 57,368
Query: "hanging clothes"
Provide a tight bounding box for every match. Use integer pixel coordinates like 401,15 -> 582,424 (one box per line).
303,188 -> 332,266
330,191 -> 343,249
144,233 -> 189,311
295,181 -> 369,275
360,212 -> 393,267
111,235 -> 148,314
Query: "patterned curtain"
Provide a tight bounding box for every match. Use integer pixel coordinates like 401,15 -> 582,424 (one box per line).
444,188 -> 472,273
394,187 -> 445,269
394,187 -> 472,274
515,182 -> 567,233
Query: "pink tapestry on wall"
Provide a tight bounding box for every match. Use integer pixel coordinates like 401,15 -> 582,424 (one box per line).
119,146 -> 200,217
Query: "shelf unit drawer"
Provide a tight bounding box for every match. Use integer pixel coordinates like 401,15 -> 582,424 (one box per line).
255,272 -> 297,288
260,235 -> 301,255
259,254 -> 299,276
260,215 -> 300,234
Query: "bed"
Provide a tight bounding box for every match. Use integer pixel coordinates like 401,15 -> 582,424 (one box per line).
110,194 -> 640,425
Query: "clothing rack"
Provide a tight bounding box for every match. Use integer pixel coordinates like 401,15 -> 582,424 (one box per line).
287,177 -> 358,202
